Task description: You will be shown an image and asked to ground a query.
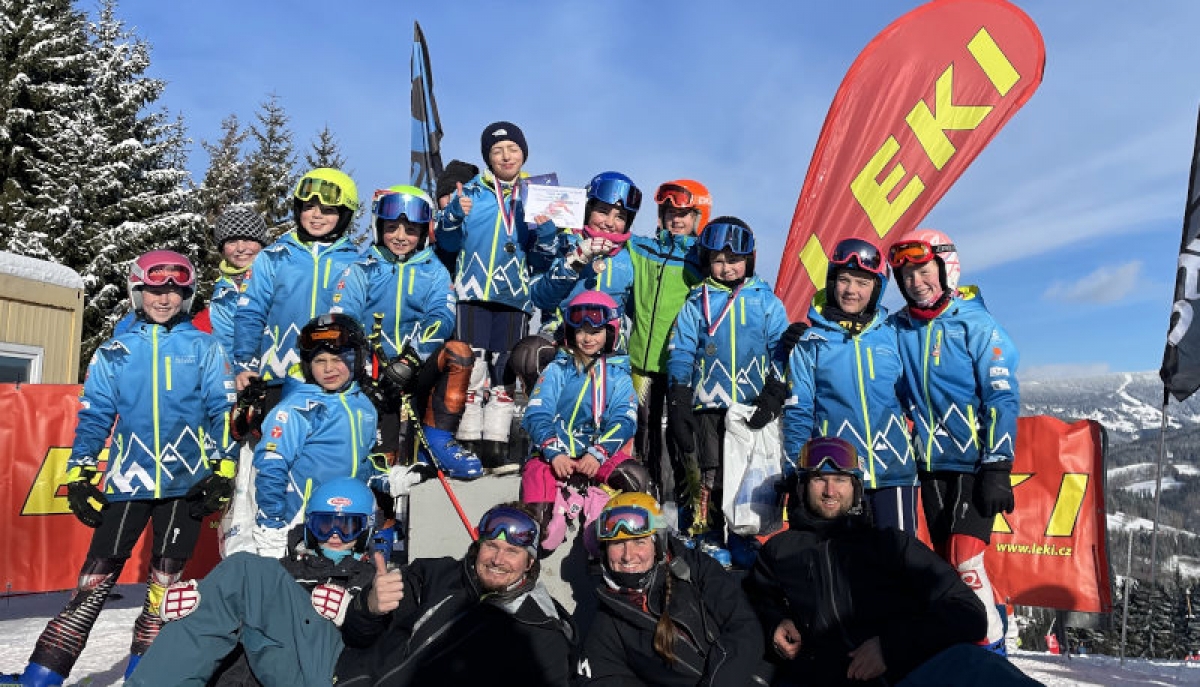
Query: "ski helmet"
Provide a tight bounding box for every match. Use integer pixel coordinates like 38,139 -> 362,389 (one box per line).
292,168 -> 360,243
887,228 -> 960,308
584,172 -> 642,249
596,491 -> 669,585
298,313 -> 369,387
654,179 -> 711,234
796,436 -> 864,512
371,185 -> 434,254
697,216 -> 756,279
305,477 -> 376,553
128,250 -> 196,314
826,237 -> 889,314
562,290 -> 621,354
212,205 -> 269,250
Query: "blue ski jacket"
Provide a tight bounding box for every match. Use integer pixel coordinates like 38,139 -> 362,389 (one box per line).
207,266 -> 249,360
783,292 -> 916,488
70,318 -> 236,502
523,351 -> 638,464
253,377 -> 383,528
232,231 -> 364,381
530,230 -> 635,338
435,172 -> 558,313
330,245 -> 456,361
889,286 -> 1020,474
666,276 -> 790,410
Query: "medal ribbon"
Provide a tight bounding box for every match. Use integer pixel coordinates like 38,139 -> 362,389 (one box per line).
490,175 -> 519,240
590,357 -> 607,428
702,283 -> 742,337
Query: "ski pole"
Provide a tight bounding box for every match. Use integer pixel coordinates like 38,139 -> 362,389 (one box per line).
403,396 -> 478,540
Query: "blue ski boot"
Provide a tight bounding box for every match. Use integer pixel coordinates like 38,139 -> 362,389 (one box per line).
9,663 -> 65,687
419,426 -> 484,480
123,654 -> 142,680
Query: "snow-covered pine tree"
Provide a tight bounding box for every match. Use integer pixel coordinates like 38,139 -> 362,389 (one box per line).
247,92 -> 297,237
75,0 -> 206,374
305,124 -> 348,171
0,0 -> 94,261
199,113 -> 250,222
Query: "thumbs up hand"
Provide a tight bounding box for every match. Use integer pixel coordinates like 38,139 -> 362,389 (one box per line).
456,182 -> 472,216
367,551 -> 404,615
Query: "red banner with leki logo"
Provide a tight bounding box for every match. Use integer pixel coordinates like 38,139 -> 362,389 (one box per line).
0,384 -> 221,594
985,416 -> 1112,613
775,0 -> 1045,319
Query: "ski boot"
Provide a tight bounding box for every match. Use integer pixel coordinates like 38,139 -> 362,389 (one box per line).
455,356 -> 489,443
124,654 -> 142,680
481,386 -> 519,475
7,663 -> 65,687
726,531 -> 760,569
420,426 -> 484,480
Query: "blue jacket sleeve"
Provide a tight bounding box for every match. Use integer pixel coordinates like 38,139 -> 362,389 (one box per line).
232,252 -> 277,372
666,299 -> 701,387
523,363 -> 568,457
415,265 -> 456,358
525,218 -> 560,274
765,296 -> 792,375
434,188 -> 469,253
782,343 -> 816,474
529,256 -> 581,311
70,347 -> 122,469
253,402 -> 314,526
969,315 -> 1020,463
593,368 -> 638,462
200,339 -> 238,460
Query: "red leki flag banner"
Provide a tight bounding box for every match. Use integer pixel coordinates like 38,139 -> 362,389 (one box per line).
986,416 -> 1113,613
775,0 -> 1045,319
0,384 -> 221,593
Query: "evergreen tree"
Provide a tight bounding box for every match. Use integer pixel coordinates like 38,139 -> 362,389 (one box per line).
199,113 -> 249,223
0,0 -> 94,260
246,92 -> 296,235
305,124 -> 347,171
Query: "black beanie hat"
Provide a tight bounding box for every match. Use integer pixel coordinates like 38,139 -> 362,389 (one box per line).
213,206 -> 269,249
436,160 -> 480,200
480,121 -> 528,165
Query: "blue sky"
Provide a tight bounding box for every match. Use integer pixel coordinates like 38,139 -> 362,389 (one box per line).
98,0 -> 1200,380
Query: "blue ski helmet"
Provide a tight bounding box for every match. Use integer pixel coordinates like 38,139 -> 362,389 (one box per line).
585,171 -> 642,232
305,478 -> 376,552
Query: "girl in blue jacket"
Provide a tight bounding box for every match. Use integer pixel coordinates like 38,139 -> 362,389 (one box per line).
17,250 -> 236,686
887,228 -> 1020,651
784,238 -> 917,534
252,314 -> 385,558
520,291 -> 647,552
666,217 -> 790,546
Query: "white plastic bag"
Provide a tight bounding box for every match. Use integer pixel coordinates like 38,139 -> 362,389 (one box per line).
722,404 -> 785,536
218,442 -> 259,557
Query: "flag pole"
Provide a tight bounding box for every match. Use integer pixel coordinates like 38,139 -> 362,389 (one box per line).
1147,390 -> 1170,586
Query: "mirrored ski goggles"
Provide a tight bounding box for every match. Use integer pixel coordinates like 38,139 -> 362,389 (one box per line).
654,183 -> 697,208
477,506 -> 540,548
596,505 -> 657,541
372,192 -> 433,224
587,177 -> 642,212
300,326 -> 356,352
141,263 -> 194,287
564,303 -> 618,329
830,238 -> 886,275
887,240 -> 955,269
294,177 -> 345,206
306,512 -> 369,542
699,222 -> 755,255
799,437 -> 861,474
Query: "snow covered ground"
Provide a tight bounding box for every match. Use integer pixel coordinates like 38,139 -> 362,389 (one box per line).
4,473 -> 1200,685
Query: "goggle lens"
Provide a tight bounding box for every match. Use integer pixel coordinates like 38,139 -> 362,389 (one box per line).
597,505 -> 655,541
588,178 -> 642,212
887,240 -> 954,269
306,513 -> 368,542
295,177 -> 344,206
142,264 -> 193,287
300,327 -> 351,351
476,506 -> 540,548
830,238 -> 885,275
654,183 -> 694,208
699,222 -> 755,255
564,303 -> 617,329
799,437 -> 861,473
373,192 -> 432,224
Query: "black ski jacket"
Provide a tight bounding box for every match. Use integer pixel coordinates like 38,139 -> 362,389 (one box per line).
745,508 -> 986,686
578,538 -> 768,686
334,553 -> 577,687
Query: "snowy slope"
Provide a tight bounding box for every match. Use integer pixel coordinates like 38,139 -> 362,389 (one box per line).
1022,370 -> 1200,443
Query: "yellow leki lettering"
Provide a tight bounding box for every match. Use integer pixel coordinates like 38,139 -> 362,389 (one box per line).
799,235 -> 827,289
850,136 -> 926,238
968,28 -> 1020,96
905,66 -> 992,171
21,447 -> 109,516
991,472 -> 1033,534
1045,473 -> 1088,537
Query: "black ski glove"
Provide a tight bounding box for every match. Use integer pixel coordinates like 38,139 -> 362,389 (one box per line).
779,321 -> 809,358
667,384 -> 698,455
381,345 -> 423,393
66,465 -> 107,528
230,377 -> 267,441
975,461 -> 1015,517
185,458 -> 236,518
747,377 -> 788,430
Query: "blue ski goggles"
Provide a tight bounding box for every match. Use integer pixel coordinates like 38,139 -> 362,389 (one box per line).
373,191 -> 433,224
477,506 -> 540,548
306,512 -> 370,542
699,222 -> 755,255
564,303 -> 618,329
830,238 -> 886,276
587,177 -> 642,212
